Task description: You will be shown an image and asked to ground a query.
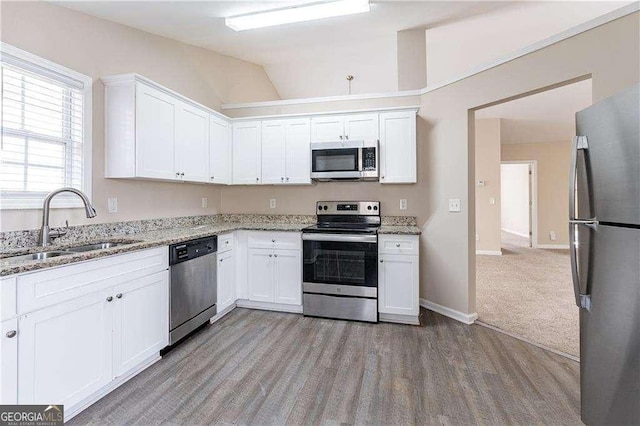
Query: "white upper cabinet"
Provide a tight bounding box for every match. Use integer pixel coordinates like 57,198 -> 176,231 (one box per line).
261,120 -> 287,184
311,115 -> 344,142
343,113 -> 379,141
260,118 -> 311,185
209,115 -> 230,184
232,121 -> 262,185
284,119 -> 311,184
175,101 -> 209,183
134,83 -> 177,180
311,113 -> 379,143
379,110 -> 417,184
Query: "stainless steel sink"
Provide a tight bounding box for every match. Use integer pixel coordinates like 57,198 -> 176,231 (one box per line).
63,242 -> 124,253
9,251 -> 73,261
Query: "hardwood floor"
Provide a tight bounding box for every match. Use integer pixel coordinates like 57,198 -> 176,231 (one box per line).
70,308 -> 581,425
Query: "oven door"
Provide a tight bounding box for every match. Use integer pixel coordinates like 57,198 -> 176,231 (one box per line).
302,233 -> 377,296
310,142 -> 363,179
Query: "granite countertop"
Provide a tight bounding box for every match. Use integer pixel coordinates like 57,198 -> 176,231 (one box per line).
1,220 -> 421,277
0,222 -> 308,277
378,225 -> 422,235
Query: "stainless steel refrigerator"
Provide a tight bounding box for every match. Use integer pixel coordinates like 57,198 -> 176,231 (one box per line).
571,83 -> 639,425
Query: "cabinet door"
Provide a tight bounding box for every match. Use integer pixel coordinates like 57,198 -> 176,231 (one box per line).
232,121 -> 262,185
135,83 -> 177,180
378,254 -> 419,316
379,111 -> 417,183
175,101 -> 209,183
274,250 -> 302,306
17,290 -> 112,408
285,119 -> 311,184
344,113 -> 379,141
261,120 -> 287,184
311,116 -> 344,142
209,115 -> 230,184
1,318 -> 18,404
217,249 -> 236,312
247,249 -> 273,303
112,271 -> 168,378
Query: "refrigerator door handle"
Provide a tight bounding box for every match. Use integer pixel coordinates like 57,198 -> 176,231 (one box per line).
569,222 -> 593,311
569,135 -> 589,220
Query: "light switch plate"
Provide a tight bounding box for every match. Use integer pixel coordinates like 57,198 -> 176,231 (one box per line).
448,198 -> 461,212
400,199 -> 408,210
550,231 -> 557,241
107,198 -> 118,213
202,197 -> 208,208
270,198 -> 276,209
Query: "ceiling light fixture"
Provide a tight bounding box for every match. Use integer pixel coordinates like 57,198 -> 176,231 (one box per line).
225,0 -> 371,32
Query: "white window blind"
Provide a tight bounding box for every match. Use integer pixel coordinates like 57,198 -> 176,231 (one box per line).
0,44 -> 92,209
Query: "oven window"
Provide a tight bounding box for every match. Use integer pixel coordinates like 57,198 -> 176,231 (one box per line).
303,240 -> 377,287
312,148 -> 359,172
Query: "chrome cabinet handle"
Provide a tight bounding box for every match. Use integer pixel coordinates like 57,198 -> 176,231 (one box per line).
225,240 -> 229,245
176,172 -> 180,176
106,296 -> 113,302
345,135 -> 349,140
6,330 -> 16,338
380,259 -> 383,263
271,239 -> 276,243
269,254 -> 273,257
339,135 -> 343,140
274,254 -> 278,258
181,172 -> 185,177
396,243 -> 401,247
220,258 -> 224,263
256,177 -> 259,182
286,177 -> 289,182
211,176 -> 214,180
116,293 -> 123,299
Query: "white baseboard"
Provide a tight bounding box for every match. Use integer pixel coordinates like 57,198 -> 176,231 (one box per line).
475,250 -> 502,256
236,299 -> 303,314
419,298 -> 478,325
65,353 -> 161,421
501,228 -> 530,239
210,303 -> 237,324
379,312 -> 420,325
537,244 -> 569,249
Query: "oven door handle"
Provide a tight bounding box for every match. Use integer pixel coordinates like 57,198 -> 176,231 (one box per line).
302,233 -> 377,243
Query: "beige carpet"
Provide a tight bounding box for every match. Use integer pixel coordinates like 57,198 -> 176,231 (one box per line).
476,232 -> 579,357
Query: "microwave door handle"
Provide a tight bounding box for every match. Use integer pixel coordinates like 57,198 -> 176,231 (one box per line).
358,147 -> 363,174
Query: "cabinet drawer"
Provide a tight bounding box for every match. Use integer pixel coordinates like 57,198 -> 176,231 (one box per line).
378,235 -> 419,256
247,231 -> 301,250
218,233 -> 234,253
17,247 -> 168,315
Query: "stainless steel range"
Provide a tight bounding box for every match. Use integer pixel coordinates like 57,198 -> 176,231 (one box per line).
302,201 -> 380,322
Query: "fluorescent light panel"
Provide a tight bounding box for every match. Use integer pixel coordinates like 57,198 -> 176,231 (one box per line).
225,0 -> 370,31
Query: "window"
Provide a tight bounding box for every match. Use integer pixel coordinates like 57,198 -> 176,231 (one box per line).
1,43 -> 92,209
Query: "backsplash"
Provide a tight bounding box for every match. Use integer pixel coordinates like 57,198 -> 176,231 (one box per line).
0,213 -> 416,250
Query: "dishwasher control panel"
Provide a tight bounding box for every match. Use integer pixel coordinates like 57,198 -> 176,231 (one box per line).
169,236 -> 217,265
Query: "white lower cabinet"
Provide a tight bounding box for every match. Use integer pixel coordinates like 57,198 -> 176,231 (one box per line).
113,271 -> 169,377
378,235 -> 420,324
217,248 -> 236,313
247,247 -> 301,306
0,248 -> 169,419
17,289 -> 113,408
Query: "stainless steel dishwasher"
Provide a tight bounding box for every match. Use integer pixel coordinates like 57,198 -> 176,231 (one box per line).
169,236 -> 217,345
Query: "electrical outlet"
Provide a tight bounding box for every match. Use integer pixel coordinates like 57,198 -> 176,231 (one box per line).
476,234 -> 480,242
202,197 -> 208,208
107,198 -> 118,213
270,198 -> 276,209
400,199 -> 408,210
489,197 -> 496,205
448,198 -> 461,212
550,231 -> 557,241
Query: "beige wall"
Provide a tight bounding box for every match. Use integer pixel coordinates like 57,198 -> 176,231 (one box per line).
474,119 -> 502,253
225,12 -> 639,315
0,1 -> 279,231
502,141 -> 572,246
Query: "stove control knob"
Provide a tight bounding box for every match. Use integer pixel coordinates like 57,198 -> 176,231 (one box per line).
323,206 -> 328,211
373,206 -> 378,211
367,206 -> 372,210
318,205 -> 322,211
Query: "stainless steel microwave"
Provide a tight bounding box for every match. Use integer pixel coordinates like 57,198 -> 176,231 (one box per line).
310,140 -> 379,181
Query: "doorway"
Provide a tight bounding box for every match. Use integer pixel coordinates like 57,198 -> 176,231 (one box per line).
473,78 -> 591,359
500,161 -> 536,248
